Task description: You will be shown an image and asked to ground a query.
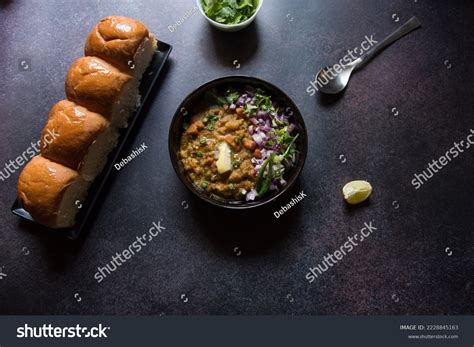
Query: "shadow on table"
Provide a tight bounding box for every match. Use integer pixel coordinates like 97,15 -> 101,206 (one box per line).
16,220 -> 84,272
316,88 -> 346,107
0,0 -> 14,9
186,180 -> 306,257
203,21 -> 261,68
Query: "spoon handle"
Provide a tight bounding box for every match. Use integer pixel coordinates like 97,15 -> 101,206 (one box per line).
357,16 -> 421,67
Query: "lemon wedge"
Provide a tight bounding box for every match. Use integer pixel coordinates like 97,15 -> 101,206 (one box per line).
342,180 -> 372,204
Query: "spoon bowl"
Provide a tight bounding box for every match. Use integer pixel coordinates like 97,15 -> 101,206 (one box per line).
316,59 -> 360,94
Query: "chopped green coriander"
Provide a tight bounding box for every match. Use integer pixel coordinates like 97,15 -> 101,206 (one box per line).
225,90 -> 240,104
201,0 -> 260,25
255,153 -> 275,198
243,103 -> 257,114
254,88 -> 274,112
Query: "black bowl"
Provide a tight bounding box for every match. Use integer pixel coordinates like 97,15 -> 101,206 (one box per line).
168,76 -> 308,209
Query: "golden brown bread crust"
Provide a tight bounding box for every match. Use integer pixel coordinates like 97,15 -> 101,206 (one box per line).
40,100 -> 109,170
65,56 -> 132,117
17,16 -> 155,229
85,16 -> 151,72
17,156 -> 79,228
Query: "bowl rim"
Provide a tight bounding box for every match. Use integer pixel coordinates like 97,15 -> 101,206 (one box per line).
168,75 -> 308,210
196,0 -> 264,28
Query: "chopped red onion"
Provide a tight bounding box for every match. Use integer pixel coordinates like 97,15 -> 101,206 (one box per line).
252,131 -> 267,146
246,189 -> 258,201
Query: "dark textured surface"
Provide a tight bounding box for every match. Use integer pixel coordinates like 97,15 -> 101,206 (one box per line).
0,0 -> 473,315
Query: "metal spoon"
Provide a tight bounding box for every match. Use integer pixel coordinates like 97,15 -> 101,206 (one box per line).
317,16 -> 421,94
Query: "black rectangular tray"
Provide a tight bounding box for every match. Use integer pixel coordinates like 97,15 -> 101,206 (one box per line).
11,40 -> 172,240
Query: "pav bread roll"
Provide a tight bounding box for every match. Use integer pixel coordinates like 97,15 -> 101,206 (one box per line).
40,100 -> 118,181
17,156 -> 89,229
85,15 -> 157,78
65,57 -> 137,128
17,16 -> 158,229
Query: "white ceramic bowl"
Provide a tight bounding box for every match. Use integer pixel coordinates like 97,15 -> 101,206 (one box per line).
196,0 -> 263,32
